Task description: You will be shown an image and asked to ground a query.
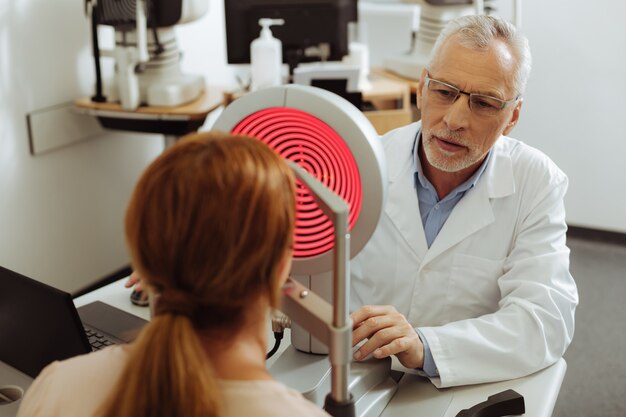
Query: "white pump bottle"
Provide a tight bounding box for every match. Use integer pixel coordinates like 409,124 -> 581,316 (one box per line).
250,18 -> 285,91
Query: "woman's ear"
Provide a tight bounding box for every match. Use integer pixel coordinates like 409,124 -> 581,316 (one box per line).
269,248 -> 294,309
276,249 -> 293,287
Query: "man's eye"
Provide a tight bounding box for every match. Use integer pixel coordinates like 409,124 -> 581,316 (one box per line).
473,98 -> 498,109
434,89 -> 455,98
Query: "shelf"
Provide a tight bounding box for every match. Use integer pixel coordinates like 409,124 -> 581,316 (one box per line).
73,87 -> 225,136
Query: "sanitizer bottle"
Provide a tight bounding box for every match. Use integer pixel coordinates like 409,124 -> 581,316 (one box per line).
250,18 -> 284,91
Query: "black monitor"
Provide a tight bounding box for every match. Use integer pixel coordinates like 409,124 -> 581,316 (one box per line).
224,0 -> 358,72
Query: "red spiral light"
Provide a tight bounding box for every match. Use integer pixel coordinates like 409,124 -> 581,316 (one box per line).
232,107 -> 362,258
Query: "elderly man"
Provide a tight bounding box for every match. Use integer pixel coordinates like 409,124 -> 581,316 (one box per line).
350,15 -> 578,388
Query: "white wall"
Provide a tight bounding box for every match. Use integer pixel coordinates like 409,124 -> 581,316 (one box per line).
0,0 -> 233,293
511,0 -> 626,233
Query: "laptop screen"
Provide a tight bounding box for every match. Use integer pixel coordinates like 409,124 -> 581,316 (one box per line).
0,266 -> 91,378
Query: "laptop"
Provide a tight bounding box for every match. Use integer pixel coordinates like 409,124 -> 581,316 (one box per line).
0,265 -> 148,379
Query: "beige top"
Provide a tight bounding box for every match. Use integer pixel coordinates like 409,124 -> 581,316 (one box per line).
16,346 -> 330,417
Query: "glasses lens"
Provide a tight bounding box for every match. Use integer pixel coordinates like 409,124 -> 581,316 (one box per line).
427,79 -> 458,104
469,95 -> 504,116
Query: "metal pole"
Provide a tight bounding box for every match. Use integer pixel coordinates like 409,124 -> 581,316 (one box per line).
331,211 -> 350,403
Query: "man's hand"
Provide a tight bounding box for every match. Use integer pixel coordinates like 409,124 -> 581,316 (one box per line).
351,305 -> 425,369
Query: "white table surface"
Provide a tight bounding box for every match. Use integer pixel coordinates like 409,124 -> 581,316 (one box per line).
77,278 -> 567,417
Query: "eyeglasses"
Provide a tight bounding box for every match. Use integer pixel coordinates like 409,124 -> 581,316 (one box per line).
423,74 -> 520,117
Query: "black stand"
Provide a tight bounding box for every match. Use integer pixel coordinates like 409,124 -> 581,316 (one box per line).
324,393 -> 356,417
456,389 -> 525,417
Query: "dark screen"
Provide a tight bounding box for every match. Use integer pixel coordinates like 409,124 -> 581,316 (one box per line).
224,0 -> 357,70
0,266 -> 90,378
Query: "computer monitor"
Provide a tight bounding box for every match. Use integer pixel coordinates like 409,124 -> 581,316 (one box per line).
224,0 -> 358,72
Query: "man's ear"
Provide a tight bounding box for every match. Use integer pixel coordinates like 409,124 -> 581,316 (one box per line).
416,68 -> 428,111
503,99 -> 523,136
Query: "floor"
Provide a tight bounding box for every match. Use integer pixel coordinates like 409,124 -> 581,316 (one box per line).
552,236 -> 626,417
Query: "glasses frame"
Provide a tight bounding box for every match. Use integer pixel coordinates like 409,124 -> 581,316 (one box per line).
423,73 -> 520,115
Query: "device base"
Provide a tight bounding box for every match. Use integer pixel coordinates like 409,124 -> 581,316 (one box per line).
269,346 -> 398,417
147,74 -> 206,107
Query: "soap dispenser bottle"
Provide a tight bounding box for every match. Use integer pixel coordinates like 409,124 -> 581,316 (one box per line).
250,18 -> 284,91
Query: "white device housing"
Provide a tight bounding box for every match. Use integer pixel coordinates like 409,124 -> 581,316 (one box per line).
105,29 -> 206,109
293,62 -> 361,93
358,2 -> 418,67
213,85 -> 386,352
384,1 -> 477,80
89,0 -> 208,110
383,0 -> 523,80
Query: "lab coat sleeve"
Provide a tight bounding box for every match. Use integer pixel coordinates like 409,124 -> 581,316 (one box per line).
418,174 -> 578,388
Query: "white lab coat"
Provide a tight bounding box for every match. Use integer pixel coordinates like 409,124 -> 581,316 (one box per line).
351,121 -> 578,388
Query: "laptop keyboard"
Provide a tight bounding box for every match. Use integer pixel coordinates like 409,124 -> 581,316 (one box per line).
84,327 -> 116,351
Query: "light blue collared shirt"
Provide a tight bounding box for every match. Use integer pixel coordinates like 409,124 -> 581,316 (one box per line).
413,130 -> 492,248
412,129 -> 492,377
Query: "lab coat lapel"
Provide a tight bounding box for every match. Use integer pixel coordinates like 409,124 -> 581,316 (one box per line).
422,140 -> 515,266
384,125 -> 429,261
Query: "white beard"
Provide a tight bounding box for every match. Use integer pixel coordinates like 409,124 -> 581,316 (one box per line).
421,129 -> 483,173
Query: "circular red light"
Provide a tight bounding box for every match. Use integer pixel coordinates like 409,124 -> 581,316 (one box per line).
232,107 -> 362,258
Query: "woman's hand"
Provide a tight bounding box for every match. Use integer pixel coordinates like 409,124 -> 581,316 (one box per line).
125,272 -> 149,307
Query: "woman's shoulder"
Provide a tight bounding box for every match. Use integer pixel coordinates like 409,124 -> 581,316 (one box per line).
42,344 -> 129,382
16,346 -> 130,417
219,379 -> 330,417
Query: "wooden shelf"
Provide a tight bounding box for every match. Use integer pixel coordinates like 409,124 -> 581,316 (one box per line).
74,87 -> 225,121
73,87 -> 225,136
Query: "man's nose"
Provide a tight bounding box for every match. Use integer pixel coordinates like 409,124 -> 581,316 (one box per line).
443,93 -> 471,131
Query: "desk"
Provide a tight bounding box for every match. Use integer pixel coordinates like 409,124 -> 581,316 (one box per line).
73,279 -> 150,321
371,67 -> 421,95
361,77 -> 412,135
0,364 -> 31,417
383,359 -> 566,417
71,279 -> 565,417
74,87 -> 225,140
